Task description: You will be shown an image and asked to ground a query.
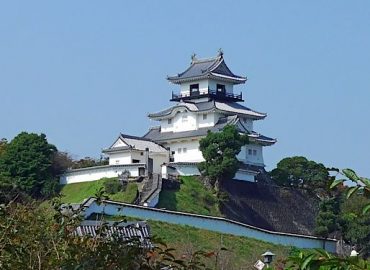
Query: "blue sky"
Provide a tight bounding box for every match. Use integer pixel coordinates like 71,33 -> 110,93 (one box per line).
1,1 -> 369,177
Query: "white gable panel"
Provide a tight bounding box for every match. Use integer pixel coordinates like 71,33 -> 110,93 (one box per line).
112,138 -> 128,148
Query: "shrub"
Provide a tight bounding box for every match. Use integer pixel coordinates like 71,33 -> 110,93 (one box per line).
203,193 -> 217,206
103,178 -> 122,194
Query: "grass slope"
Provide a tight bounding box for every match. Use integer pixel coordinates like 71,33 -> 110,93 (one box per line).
95,214 -> 290,269
150,220 -> 290,269
60,177 -> 138,203
157,176 -> 222,216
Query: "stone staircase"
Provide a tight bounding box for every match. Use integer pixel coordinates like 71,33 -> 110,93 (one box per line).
135,173 -> 162,206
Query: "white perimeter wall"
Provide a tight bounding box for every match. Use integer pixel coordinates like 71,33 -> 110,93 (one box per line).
83,200 -> 337,253
60,165 -> 145,185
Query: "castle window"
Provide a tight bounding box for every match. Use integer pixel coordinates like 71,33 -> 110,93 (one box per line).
115,160 -> 120,164
183,148 -> 187,153
203,114 -> 207,120
216,84 -> 226,94
248,149 -> 252,155
253,150 -> 257,156
190,84 -> 199,96
177,148 -> 182,154
168,118 -> 172,124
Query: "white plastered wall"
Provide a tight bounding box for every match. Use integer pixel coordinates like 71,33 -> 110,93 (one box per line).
160,110 -> 198,133
197,112 -> 217,128
131,151 -> 146,163
180,79 -> 209,95
111,138 -> 127,148
108,152 -> 132,165
238,144 -> 264,166
150,152 -> 169,174
208,79 -> 233,94
167,139 -> 204,162
179,79 -> 234,95
60,165 -> 143,184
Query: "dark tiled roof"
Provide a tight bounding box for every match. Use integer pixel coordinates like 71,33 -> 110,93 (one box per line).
104,133 -> 167,153
143,115 -> 276,145
148,100 -> 266,120
167,54 -> 246,84
102,145 -> 131,153
74,220 -> 153,248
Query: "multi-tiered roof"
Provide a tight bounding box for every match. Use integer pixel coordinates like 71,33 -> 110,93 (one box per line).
167,51 -> 247,84
168,51 -> 246,102
145,52 -> 276,147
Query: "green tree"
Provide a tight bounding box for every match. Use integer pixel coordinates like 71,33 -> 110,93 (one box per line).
270,156 -> 329,192
71,156 -> 109,169
0,138 -> 7,157
50,151 -> 73,176
339,194 -> 370,256
315,197 -> 342,237
284,169 -> 370,269
0,195 -> 212,269
198,125 -> 248,192
0,132 -> 57,198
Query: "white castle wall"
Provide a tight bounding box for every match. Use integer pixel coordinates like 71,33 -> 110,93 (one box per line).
162,111 -> 220,133
207,79 -> 233,94
180,79 -> 209,95
174,111 -> 197,132
83,199 -> 337,253
167,140 -> 204,162
197,112 -> 219,129
151,153 -> 169,174
238,145 -> 264,166
108,152 -> 132,165
60,164 -> 145,185
179,79 -> 234,95
161,110 -> 197,133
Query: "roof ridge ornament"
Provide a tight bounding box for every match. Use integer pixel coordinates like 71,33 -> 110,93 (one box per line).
218,48 -> 224,58
191,53 -> 197,64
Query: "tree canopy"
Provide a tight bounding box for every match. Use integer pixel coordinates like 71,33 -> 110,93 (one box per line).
270,156 -> 329,191
0,132 -> 57,198
286,169 -> 370,268
198,125 -> 248,192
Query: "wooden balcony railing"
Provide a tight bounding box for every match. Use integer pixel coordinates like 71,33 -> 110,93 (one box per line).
170,88 -> 243,102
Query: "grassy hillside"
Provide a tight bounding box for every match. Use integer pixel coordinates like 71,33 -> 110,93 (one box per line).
150,220 -> 290,269
60,178 -> 138,203
157,176 -> 222,216
93,214 -> 290,269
